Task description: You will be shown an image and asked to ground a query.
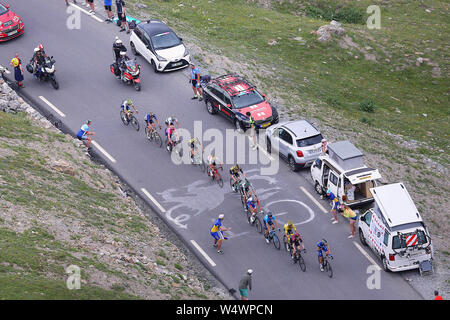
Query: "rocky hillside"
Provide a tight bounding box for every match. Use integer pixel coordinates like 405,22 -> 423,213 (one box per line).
0,80 -> 229,299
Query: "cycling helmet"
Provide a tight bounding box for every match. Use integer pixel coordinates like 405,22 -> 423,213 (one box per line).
86,120 -> 92,124
267,211 -> 273,217
126,99 -> 132,105
247,269 -> 253,275
38,44 -> 44,51
218,214 -> 224,220
288,220 -> 294,227
34,48 -> 39,53
115,37 -> 122,44
322,238 -> 328,245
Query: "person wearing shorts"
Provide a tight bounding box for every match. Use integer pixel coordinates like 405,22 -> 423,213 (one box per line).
189,63 -> 203,101
116,0 -> 130,33
210,214 -> 231,254
76,120 -> 95,149
239,269 -> 253,300
104,0 -> 113,22
86,0 -> 95,14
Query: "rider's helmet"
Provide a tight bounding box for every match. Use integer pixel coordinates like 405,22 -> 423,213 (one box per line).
86,120 -> 92,124
38,44 -> 44,51
120,51 -> 127,56
267,211 -> 273,218
248,197 -> 253,203
126,99 -> 133,106
321,238 -> 328,245
115,37 -> 122,45
218,214 -> 224,220
34,48 -> 40,53
288,220 -> 294,227
247,269 -> 253,275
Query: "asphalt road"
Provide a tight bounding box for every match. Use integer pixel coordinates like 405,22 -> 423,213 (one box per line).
0,0 -> 424,299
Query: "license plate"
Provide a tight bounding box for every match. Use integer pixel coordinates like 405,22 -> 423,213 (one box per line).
8,30 -> 17,36
261,122 -> 271,128
172,62 -> 182,67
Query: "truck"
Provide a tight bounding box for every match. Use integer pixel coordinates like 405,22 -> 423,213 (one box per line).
310,140 -> 381,207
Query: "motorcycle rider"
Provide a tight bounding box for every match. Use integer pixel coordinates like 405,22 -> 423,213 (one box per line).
31,48 -> 45,79
117,51 -> 130,79
113,37 -> 127,64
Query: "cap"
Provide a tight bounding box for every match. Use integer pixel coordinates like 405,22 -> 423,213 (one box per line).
326,189 -> 331,194
321,138 -> 327,143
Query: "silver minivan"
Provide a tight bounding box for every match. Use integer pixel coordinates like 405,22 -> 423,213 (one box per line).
265,120 -> 323,171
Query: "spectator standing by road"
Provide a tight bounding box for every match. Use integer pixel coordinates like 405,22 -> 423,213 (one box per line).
116,0 -> 130,34
86,0 -> 95,14
434,291 -> 443,300
326,189 -> 339,224
210,214 -> 231,254
342,205 -> 357,238
321,138 -> 328,155
76,120 -> 95,150
104,0 -> 114,22
189,63 -> 203,101
239,269 -> 253,300
246,111 -> 257,150
10,53 -> 24,88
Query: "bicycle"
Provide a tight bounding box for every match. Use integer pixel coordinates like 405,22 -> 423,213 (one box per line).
265,228 -> 281,250
165,135 -> 183,157
319,254 -> 333,278
246,208 -> 263,233
291,248 -> 307,272
207,164 -> 223,188
230,176 -> 241,193
120,110 -> 140,131
145,125 -> 162,147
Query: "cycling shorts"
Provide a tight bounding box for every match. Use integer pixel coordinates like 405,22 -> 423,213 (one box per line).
210,231 -> 224,241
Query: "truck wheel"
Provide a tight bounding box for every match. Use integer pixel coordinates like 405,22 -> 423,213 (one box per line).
359,229 -> 367,246
314,182 -> 323,195
381,256 -> 390,272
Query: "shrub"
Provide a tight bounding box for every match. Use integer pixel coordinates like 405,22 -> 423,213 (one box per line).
359,100 -> 376,113
306,1 -> 365,24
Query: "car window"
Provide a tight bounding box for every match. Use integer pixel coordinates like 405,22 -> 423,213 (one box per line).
142,32 -> 151,47
134,26 -> 143,39
279,129 -> 293,145
223,95 -> 232,107
0,4 -> 7,15
231,90 -> 265,109
151,31 -> 181,50
383,231 -> 389,246
296,134 -> 324,148
364,211 -> 372,226
210,87 -> 225,102
329,172 -> 338,186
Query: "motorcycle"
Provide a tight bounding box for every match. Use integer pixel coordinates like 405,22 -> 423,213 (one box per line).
27,56 -> 59,90
110,58 -> 141,91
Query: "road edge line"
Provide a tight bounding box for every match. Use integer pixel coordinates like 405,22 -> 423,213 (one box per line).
190,240 -> 216,267
353,241 -> 382,271
69,3 -> 104,23
91,140 -> 117,163
300,186 -> 327,213
39,96 -> 66,118
141,188 -> 166,213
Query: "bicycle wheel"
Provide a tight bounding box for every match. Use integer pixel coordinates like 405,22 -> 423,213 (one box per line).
272,233 -> 281,250
254,216 -> 263,233
120,111 -> 129,125
326,261 -> 333,278
283,235 -> 290,252
145,127 -> 152,140
131,116 -> 140,131
298,255 -> 306,272
230,178 -> 237,192
217,173 -> 223,188
153,131 -> 162,148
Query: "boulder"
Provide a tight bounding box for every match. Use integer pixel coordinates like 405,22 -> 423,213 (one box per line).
51,160 -> 75,176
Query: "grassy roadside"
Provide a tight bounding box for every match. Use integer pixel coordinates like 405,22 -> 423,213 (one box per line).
0,110 -> 226,299
123,0 -> 449,294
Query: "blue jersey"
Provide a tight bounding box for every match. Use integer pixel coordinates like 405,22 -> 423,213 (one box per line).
104,0 -> 112,6
76,124 -> 89,139
317,241 -> 328,256
210,219 -> 222,233
190,67 -> 200,80
246,198 -> 256,209
145,113 -> 157,123
264,215 -> 275,225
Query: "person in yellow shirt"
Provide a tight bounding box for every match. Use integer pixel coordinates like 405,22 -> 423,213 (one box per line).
342,205 -> 357,238
283,220 -> 297,248
10,53 -> 24,88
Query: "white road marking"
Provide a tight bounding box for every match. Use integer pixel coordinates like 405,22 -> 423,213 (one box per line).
91,140 -> 117,163
353,241 -> 382,271
69,3 -> 104,23
190,240 -> 216,267
299,186 -> 327,213
141,188 -> 166,213
275,211 -> 288,216
39,96 -> 66,118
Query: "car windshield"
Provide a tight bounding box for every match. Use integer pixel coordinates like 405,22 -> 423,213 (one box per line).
392,230 -> 428,249
151,31 -> 181,50
0,4 -> 7,15
296,134 -> 323,147
231,91 -> 264,109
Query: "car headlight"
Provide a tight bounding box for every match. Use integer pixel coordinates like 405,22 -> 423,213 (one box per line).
13,16 -> 19,23
183,47 -> 189,57
155,53 -> 167,62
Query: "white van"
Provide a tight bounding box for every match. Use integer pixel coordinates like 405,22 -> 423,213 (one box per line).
358,183 -> 433,274
310,140 -> 381,207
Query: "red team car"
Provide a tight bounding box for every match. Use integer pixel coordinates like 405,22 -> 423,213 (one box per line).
0,2 -> 24,42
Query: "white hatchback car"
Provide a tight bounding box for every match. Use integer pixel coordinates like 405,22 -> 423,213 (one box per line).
129,20 -> 190,72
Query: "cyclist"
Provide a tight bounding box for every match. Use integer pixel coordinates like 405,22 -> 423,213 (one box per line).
290,232 -> 305,259
76,120 -> 95,149
239,178 -> 251,205
263,211 -> 280,244
189,137 -> 203,163
207,153 -> 222,176
283,220 -> 297,248
165,116 -> 180,129
144,111 -> 161,133
210,214 -> 231,254
121,99 -> 138,121
166,122 -> 179,151
317,239 -> 331,272
230,164 -> 246,191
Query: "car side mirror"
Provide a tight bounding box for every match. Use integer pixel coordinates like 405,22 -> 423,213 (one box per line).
5,5 -> 9,9
227,104 -> 231,108
262,93 -> 266,98
179,37 -> 183,41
